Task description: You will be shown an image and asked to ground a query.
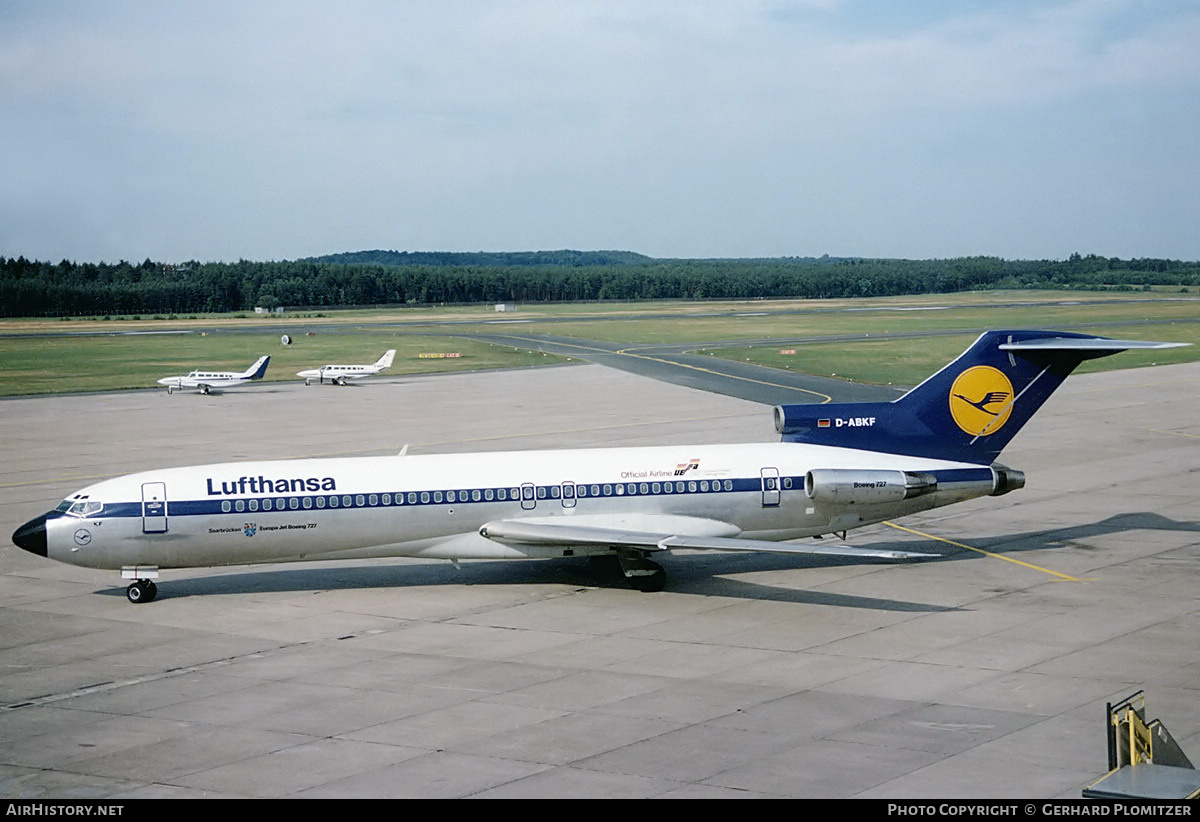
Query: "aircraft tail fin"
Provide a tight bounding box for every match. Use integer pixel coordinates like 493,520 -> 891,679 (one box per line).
775,330 -> 1186,463
243,356 -> 271,381
376,349 -> 396,370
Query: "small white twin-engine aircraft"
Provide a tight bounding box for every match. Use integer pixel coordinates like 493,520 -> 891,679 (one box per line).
297,349 -> 396,385
156,356 -> 270,395
14,331 -> 1186,603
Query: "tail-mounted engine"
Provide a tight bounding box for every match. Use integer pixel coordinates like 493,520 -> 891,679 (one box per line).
989,464 -> 1025,496
804,469 -> 937,505
804,464 -> 1025,505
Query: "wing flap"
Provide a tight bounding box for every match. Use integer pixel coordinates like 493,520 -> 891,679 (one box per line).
478,519 -> 935,561
660,534 -> 935,560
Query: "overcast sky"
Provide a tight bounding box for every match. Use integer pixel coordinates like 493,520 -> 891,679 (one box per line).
2,0 -> 1198,263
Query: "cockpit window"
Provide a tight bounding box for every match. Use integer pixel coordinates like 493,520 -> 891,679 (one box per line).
66,500 -> 104,517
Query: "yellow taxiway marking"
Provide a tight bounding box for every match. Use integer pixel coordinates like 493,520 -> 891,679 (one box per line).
883,521 -> 1085,582
1150,428 -> 1200,439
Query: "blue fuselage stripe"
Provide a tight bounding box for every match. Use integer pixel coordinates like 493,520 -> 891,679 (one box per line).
58,466 -> 993,521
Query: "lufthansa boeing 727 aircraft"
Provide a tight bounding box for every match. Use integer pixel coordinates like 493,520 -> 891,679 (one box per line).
298,349 -> 396,385
13,331 -> 1186,603
157,356 -> 270,394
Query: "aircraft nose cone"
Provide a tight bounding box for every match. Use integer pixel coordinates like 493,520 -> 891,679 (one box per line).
13,514 -> 48,557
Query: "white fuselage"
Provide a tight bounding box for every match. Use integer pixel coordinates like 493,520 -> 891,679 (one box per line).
157,371 -> 248,389
42,441 -> 995,572
297,365 -> 379,381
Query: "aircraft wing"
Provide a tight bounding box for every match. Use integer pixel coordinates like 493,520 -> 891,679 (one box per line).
479,517 -> 934,560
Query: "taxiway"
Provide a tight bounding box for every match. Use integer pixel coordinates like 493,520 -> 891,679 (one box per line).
1,361 -> 1197,798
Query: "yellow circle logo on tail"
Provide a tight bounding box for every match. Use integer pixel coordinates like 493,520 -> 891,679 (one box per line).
949,366 -> 1014,436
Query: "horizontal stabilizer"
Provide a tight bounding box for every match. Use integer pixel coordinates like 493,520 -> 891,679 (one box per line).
999,337 -> 1189,356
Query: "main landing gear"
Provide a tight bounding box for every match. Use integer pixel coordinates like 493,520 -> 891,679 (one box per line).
616,552 -> 667,593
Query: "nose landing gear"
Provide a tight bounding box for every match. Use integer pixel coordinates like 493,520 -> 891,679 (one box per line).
122,568 -> 160,603
126,579 -> 158,603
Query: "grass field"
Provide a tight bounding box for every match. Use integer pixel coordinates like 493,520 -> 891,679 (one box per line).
0,330 -> 568,396
1,290 -> 1196,396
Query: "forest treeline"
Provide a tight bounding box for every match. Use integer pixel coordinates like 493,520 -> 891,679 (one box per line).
1,251 -> 1197,318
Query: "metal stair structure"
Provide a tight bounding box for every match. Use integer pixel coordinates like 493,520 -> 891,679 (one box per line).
1083,691 -> 1200,800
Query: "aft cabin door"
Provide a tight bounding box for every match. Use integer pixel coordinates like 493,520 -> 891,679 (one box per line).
760,467 -> 781,508
141,482 -> 168,533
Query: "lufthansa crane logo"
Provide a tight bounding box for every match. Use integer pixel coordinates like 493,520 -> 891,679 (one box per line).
949,366 -> 1014,436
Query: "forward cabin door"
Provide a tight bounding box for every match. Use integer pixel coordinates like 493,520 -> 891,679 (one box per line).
760,467 -> 780,508
141,482 -> 168,533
